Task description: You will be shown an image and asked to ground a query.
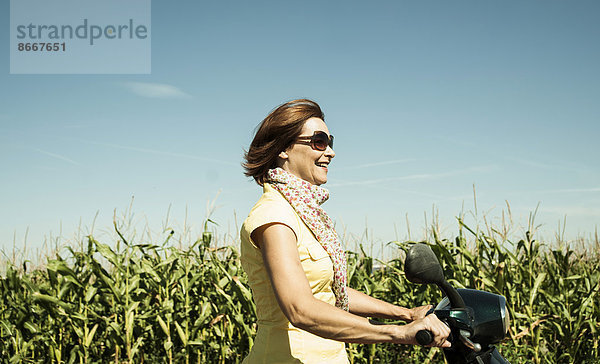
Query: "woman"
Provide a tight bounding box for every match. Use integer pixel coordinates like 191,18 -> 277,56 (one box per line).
240,99 -> 450,363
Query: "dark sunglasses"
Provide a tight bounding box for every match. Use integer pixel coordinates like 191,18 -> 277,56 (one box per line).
296,131 -> 334,151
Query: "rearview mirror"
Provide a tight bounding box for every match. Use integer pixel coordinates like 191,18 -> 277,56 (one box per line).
404,244 -> 445,284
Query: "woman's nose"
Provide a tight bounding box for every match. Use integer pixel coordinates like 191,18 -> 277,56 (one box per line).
325,146 -> 335,158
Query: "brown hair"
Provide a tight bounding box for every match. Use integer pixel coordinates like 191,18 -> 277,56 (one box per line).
243,99 -> 325,185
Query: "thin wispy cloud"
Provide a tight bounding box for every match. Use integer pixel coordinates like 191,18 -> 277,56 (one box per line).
336,158 -> 416,170
33,148 -> 80,166
123,82 -> 192,99
433,136 -> 586,173
62,122 -> 94,129
539,187 -> 600,194
504,156 -> 592,174
375,186 -> 473,203
541,205 -> 600,217
328,165 -> 496,188
329,173 -> 442,187
375,186 -> 444,200
508,157 -> 566,171
79,139 -> 238,167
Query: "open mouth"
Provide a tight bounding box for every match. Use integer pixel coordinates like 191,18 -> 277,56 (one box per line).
315,162 -> 328,170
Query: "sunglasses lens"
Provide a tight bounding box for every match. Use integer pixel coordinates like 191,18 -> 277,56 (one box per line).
312,132 -> 331,151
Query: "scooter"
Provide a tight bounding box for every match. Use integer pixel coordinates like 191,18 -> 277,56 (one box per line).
404,243 -> 511,364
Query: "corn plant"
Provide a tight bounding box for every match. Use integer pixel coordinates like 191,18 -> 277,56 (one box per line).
1,217 -> 598,363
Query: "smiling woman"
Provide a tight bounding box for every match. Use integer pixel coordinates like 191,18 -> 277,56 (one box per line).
239,99 -> 451,363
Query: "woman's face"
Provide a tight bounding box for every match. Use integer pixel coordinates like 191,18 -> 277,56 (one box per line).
279,117 -> 335,186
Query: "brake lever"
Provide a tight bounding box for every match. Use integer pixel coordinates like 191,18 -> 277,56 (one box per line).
459,329 -> 481,352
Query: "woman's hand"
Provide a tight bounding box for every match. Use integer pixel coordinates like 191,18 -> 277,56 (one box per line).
403,314 -> 451,348
407,304 -> 433,321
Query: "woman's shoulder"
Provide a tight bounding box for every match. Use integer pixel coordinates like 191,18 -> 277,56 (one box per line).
250,183 -> 295,213
242,184 -> 301,238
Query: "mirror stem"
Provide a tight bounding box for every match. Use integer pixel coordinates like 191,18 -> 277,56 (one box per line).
438,280 -> 466,308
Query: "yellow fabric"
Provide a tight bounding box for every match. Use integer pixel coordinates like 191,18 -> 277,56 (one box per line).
240,184 -> 349,364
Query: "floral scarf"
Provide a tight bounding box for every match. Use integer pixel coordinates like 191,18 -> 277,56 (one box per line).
266,167 -> 349,311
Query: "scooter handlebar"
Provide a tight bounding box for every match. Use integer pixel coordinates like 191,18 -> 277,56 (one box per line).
416,329 -> 434,346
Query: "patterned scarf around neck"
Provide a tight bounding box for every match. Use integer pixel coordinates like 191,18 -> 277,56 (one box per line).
266,167 -> 349,311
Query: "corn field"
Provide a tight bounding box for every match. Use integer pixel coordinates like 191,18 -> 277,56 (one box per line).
1,217 -> 599,363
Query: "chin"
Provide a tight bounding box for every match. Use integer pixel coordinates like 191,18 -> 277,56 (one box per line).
315,178 -> 327,186
317,174 -> 328,186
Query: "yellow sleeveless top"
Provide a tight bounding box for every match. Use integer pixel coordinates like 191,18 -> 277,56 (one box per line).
240,184 -> 349,364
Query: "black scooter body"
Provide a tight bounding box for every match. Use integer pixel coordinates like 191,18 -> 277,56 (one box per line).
404,244 -> 510,364
433,289 -> 510,364
443,346 -> 508,364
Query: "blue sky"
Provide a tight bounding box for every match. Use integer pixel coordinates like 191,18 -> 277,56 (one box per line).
1,1 -> 599,259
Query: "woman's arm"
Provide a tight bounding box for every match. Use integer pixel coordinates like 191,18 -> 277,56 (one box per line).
252,223 -> 450,347
347,287 -> 431,322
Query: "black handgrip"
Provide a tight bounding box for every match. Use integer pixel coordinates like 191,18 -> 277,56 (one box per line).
416,329 -> 434,346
